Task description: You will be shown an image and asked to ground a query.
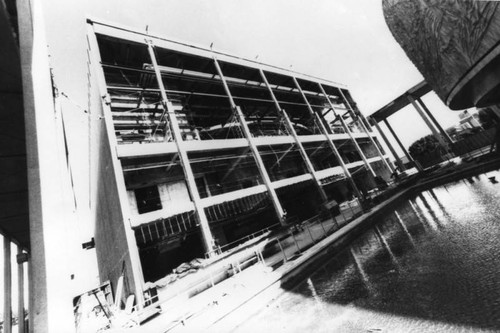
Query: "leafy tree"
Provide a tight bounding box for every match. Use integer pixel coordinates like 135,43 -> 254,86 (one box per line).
408,134 -> 440,157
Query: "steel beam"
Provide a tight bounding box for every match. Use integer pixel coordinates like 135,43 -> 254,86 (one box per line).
259,69 -> 328,202
213,58 -> 286,225
147,41 -> 216,252
417,97 -> 454,145
370,118 -> 405,171
269,145 -> 295,170
384,119 -> 423,172
338,89 -> 394,174
407,95 -> 449,152
317,84 -> 376,177
282,112 -> 328,202
313,113 -> 364,201
289,78 -> 364,200
220,147 -> 251,182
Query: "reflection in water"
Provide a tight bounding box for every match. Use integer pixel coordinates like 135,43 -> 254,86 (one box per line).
306,278 -> 323,312
235,171 -> 500,333
373,226 -> 398,266
419,194 -> 443,230
393,210 -> 416,246
349,246 -> 371,293
409,199 -> 437,232
428,189 -> 452,225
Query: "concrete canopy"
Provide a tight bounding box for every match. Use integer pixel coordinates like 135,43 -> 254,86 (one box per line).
0,0 -> 29,249
369,81 -> 431,123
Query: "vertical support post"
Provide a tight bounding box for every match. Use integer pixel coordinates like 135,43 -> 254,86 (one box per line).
291,230 -> 301,254
407,95 -> 449,152
289,78 -> 363,200
370,118 -> 406,171
147,41 -> 216,252
282,111 -> 328,202
17,247 -> 26,333
276,238 -> 287,262
417,97 -> 454,145
259,68 -> 328,203
4,238 -> 12,333
19,2 -> 84,330
338,89 -> 394,174
305,224 -> 315,243
314,112 -> 364,202
213,58 -> 286,225
317,83 -> 376,178
384,119 -> 423,172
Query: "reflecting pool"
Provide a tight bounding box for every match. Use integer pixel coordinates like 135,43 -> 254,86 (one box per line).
234,171 -> 500,332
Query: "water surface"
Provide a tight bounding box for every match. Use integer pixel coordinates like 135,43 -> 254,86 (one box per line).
235,171 -> 500,332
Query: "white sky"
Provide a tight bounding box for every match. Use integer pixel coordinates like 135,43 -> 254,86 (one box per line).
42,0 -> 465,152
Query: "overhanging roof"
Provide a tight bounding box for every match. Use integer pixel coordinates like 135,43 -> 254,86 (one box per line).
369,81 -> 431,122
0,1 -> 30,249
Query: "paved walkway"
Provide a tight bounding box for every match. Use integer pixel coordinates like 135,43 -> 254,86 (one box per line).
113,201 -> 363,332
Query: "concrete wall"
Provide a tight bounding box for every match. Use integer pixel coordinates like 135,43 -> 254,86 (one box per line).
92,104 -> 138,306
84,25 -> 142,306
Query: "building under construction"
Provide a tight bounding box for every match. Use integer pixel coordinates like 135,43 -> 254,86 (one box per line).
0,1 -> 392,330
87,20 -> 392,290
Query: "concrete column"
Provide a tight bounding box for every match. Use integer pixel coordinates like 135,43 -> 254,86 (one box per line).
19,0 -> 78,330
384,119 -> 423,172
339,89 -> 394,174
4,237 -> 12,333
370,118 -> 406,171
147,42 -> 216,252
258,69 -> 328,203
213,58 -> 286,225
282,111 -> 328,203
417,97 -> 454,145
235,105 -> 287,224
314,112 -> 364,202
288,78 -> 363,200
348,116 -> 394,173
17,247 -> 26,333
407,95 -> 449,151
317,84 -> 376,178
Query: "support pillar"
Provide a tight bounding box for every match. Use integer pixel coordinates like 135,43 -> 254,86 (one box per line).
4,237 -> 12,333
17,247 -> 26,333
282,111 -> 328,203
370,118 -> 405,171
289,78 -> 363,200
258,69 -> 328,203
314,112 -> 364,202
407,95 -> 449,152
147,42 -> 216,252
339,90 -> 394,174
417,97 -> 454,145
213,59 -> 286,225
317,84 -> 376,178
384,119 -> 423,172
20,0 -> 79,329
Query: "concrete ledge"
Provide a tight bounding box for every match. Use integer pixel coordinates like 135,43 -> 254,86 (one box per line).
156,157 -> 500,332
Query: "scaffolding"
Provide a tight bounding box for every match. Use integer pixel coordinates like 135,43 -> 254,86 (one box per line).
87,19 -> 392,292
